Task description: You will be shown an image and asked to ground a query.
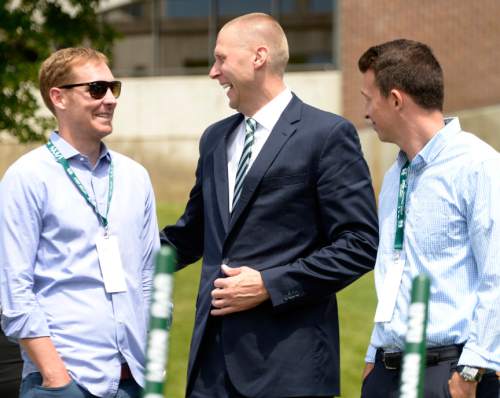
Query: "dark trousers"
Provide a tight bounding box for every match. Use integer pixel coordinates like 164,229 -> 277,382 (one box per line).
19,372 -> 142,398
0,328 -> 23,397
361,349 -> 499,398
188,317 -> 246,398
188,317 -> 333,398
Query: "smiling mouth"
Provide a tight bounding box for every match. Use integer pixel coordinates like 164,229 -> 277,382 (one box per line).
222,83 -> 232,94
96,113 -> 113,120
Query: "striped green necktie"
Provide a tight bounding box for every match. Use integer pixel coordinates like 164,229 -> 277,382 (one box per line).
232,117 -> 257,209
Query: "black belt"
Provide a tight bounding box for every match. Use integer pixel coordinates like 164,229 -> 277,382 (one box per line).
376,344 -> 463,370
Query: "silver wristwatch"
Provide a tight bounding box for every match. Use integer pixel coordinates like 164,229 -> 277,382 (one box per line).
457,365 -> 483,382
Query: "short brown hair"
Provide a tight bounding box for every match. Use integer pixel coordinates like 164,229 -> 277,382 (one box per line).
39,48 -> 109,114
358,39 -> 444,111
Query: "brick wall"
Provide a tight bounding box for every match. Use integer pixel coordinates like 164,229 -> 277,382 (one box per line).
341,0 -> 500,127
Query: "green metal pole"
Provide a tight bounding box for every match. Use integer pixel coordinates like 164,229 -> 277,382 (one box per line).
399,274 -> 430,398
143,246 -> 176,398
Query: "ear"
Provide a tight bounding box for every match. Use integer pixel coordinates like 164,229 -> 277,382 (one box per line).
253,46 -> 269,70
389,89 -> 404,110
49,87 -> 67,111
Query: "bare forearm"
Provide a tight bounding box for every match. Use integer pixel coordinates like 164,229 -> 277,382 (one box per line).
20,336 -> 70,387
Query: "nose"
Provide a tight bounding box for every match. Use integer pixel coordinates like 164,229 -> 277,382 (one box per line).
209,63 -> 220,79
103,87 -> 117,105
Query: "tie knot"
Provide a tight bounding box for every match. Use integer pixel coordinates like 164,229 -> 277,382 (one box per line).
245,118 -> 257,135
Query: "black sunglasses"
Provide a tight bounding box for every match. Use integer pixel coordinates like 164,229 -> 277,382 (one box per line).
58,80 -> 122,99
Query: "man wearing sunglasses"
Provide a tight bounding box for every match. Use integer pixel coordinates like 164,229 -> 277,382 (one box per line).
0,48 -> 160,398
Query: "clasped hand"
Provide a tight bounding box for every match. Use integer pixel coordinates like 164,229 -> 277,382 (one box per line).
210,264 -> 270,316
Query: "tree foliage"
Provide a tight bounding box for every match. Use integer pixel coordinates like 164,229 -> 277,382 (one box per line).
0,0 -> 116,142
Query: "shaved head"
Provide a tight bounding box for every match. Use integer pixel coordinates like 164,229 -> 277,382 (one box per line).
221,13 -> 289,76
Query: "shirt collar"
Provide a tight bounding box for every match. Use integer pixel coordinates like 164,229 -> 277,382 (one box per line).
50,131 -> 111,163
249,87 -> 293,132
397,117 -> 461,168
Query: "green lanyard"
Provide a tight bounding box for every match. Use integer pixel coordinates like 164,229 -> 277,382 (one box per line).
394,160 -> 410,250
46,140 -> 114,233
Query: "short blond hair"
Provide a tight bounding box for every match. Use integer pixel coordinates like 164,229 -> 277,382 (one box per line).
224,13 -> 289,76
39,48 -> 109,114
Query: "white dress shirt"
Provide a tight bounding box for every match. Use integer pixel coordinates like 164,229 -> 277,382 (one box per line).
227,88 -> 293,211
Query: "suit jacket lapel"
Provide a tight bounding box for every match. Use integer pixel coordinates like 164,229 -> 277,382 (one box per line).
228,96 -> 302,233
213,114 -> 244,234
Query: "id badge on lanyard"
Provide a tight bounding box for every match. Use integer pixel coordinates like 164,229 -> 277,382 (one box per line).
96,235 -> 127,292
374,161 -> 410,323
47,140 -> 127,293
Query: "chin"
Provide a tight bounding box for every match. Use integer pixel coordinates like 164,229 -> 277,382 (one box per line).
228,99 -> 238,110
375,132 -> 391,143
97,127 -> 113,138
95,122 -> 113,133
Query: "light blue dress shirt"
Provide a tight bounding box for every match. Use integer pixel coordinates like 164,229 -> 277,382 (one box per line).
0,132 -> 160,397
366,118 -> 500,371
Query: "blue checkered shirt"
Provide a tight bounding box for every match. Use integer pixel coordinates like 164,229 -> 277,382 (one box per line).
366,118 -> 500,371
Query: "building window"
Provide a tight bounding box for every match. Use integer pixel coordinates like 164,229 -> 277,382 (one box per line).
164,0 -> 210,18
103,0 -> 338,76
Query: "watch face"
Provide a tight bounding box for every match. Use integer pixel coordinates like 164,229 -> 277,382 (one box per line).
460,366 -> 481,382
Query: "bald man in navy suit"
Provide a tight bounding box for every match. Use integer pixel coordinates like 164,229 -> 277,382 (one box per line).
161,13 -> 378,398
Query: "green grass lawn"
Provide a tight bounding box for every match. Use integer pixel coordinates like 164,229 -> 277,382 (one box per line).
157,202 -> 376,398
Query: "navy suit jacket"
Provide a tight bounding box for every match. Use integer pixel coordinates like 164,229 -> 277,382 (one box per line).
162,95 -> 378,397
